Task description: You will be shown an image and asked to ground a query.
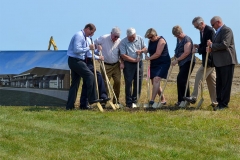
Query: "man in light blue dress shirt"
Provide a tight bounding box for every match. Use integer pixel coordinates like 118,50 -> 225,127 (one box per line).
79,36 -> 110,109
66,23 -> 103,110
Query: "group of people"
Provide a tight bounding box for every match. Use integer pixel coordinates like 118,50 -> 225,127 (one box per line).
66,15 -> 238,111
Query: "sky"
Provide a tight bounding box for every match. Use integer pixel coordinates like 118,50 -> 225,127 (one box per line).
0,0 -> 240,61
0,51 -> 68,74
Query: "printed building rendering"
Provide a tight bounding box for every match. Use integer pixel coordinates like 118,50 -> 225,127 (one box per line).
0,67 -> 70,89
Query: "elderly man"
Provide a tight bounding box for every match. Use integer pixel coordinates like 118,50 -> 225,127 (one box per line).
119,28 -> 147,108
94,27 -> 123,105
207,16 -> 238,110
184,16 -> 217,107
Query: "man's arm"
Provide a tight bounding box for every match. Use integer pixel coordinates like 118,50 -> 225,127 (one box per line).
73,33 -> 90,54
211,27 -> 233,51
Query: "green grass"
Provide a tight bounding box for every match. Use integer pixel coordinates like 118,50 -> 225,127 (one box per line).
1,62 -> 240,159
1,104 -> 240,159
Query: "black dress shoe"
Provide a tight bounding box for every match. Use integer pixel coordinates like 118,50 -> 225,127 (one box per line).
66,107 -> 74,110
89,99 -> 103,105
126,104 -> 132,108
102,97 -> 111,103
80,105 -> 92,110
183,96 -> 197,104
213,105 -> 228,111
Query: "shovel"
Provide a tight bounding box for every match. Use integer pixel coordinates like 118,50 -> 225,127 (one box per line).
155,64 -> 174,108
90,39 -> 104,112
143,60 -> 151,108
98,51 -> 116,110
179,53 -> 195,108
133,55 -> 141,108
196,49 -> 209,109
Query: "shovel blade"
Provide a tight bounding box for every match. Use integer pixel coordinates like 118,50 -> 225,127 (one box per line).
143,103 -> 149,108
108,101 -> 116,110
96,102 -> 104,112
152,102 -> 158,108
179,101 -> 187,108
196,98 -> 204,109
157,103 -> 163,108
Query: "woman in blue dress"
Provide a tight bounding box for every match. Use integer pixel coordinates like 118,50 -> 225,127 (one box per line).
144,28 -> 171,105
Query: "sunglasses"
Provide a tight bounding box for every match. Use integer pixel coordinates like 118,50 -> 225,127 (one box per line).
113,35 -> 119,39
148,36 -> 153,39
211,21 -> 218,27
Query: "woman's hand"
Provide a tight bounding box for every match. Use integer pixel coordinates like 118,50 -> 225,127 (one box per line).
145,55 -> 150,60
171,59 -> 178,66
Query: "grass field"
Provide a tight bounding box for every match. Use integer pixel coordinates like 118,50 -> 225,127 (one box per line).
1,82 -> 240,159
1,104 -> 240,159
1,62 -> 240,159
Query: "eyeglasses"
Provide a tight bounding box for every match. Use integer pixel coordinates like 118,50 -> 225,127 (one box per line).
194,24 -> 200,29
194,21 -> 202,29
114,35 -> 119,39
211,21 -> 218,27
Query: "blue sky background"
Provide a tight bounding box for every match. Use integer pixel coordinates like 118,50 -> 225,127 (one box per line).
0,0 -> 239,61
0,51 -> 68,74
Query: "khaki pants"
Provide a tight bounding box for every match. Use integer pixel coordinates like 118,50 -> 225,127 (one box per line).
100,62 -> 121,103
191,65 -> 217,104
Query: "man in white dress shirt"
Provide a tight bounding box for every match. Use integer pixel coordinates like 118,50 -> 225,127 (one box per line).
94,27 -> 123,104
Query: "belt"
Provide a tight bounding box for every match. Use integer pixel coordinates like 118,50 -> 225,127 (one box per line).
70,56 -> 84,62
86,58 -> 93,62
104,62 -> 118,66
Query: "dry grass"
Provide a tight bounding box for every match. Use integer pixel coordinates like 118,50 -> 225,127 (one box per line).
75,61 -> 240,110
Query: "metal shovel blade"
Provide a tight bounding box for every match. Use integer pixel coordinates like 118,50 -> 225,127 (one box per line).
179,101 -> 187,108
152,102 -> 158,108
143,103 -> 149,108
96,102 -> 104,112
196,98 -> 204,109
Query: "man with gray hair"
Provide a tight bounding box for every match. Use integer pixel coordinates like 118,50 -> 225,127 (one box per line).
119,28 -> 147,108
184,16 -> 217,107
94,27 -> 123,105
207,16 -> 238,110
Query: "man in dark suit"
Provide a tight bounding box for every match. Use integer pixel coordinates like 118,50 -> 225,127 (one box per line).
207,16 -> 238,110
184,17 -> 217,107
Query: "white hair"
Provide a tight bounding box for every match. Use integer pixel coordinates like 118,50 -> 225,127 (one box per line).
211,16 -> 222,23
111,27 -> 121,35
126,28 -> 136,36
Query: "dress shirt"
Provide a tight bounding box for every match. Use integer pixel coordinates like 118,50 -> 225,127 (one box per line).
86,37 -> 100,59
211,24 -> 224,47
94,34 -> 121,63
215,24 -> 223,35
67,30 -> 90,60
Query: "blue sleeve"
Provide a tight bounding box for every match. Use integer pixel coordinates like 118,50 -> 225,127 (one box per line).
73,33 -> 90,54
119,40 -> 127,55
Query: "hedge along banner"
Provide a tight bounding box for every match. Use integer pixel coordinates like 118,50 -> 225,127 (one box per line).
0,50 -> 70,106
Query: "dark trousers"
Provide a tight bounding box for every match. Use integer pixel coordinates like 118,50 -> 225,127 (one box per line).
215,64 -> 235,107
66,57 -> 97,110
177,61 -> 195,102
80,60 -> 108,107
123,61 -> 143,105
